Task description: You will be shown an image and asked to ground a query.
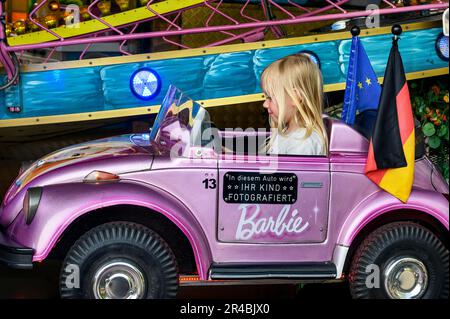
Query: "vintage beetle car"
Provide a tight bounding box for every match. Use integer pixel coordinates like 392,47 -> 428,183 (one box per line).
0,86 -> 448,299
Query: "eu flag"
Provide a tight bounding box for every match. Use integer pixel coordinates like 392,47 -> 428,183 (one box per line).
342,36 -> 381,126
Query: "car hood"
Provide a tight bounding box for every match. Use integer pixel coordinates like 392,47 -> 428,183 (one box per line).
1,134 -> 153,209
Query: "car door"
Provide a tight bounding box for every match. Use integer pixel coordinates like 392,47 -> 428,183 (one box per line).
218,153 -> 330,245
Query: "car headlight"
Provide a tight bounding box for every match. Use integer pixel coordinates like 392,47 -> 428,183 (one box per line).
23,187 -> 43,225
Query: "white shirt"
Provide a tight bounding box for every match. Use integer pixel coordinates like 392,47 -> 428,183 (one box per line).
269,128 -> 326,156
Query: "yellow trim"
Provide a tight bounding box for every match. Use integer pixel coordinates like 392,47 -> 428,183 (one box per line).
0,94 -> 264,128
1,67 -> 447,129
20,20 -> 441,73
404,68 -> 449,81
7,0 -> 204,47
326,67 -> 450,91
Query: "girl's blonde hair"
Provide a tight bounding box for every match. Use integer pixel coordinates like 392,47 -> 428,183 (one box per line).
261,54 -> 328,154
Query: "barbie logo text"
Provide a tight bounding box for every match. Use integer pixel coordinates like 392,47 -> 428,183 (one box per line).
236,204 -> 309,240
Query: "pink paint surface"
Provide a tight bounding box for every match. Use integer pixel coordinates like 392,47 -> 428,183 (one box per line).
1,117 -> 447,279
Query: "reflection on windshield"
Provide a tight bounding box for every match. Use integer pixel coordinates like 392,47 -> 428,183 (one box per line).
149,85 -> 218,156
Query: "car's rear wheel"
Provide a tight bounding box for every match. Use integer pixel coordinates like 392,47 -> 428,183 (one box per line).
349,222 -> 449,299
59,222 -> 179,299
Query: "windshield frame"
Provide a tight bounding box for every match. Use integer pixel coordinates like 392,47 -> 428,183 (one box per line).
149,85 -> 177,142
148,85 -> 218,157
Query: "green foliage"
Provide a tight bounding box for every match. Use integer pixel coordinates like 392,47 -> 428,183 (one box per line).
410,77 -> 449,182
428,135 -> 441,149
422,122 -> 436,137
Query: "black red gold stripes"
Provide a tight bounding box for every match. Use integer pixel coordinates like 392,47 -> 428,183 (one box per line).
365,40 -> 415,203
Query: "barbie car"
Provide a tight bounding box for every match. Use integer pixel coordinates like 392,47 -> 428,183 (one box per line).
0,86 -> 448,299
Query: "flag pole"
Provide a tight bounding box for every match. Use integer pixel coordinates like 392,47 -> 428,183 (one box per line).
392,24 -> 403,42
351,25 -> 361,37
342,25 -> 361,124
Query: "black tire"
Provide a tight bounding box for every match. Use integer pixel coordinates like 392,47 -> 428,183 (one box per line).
349,222 -> 449,299
59,222 -> 179,299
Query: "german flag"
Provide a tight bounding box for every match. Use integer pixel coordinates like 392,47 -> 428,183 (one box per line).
365,38 -> 415,203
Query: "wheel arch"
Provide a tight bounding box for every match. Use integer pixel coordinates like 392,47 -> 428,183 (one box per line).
50,204 -> 199,275
18,181 -> 213,280
341,208 -> 449,277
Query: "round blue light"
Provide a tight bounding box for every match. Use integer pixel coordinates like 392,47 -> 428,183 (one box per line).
436,33 -> 449,61
298,50 -> 321,69
130,68 -> 161,100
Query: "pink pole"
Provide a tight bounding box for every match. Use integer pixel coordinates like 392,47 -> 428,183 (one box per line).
120,24 -> 140,55
88,0 -> 124,35
240,0 -> 261,23
29,0 -> 64,40
162,11 -> 191,50
382,0 -> 397,9
205,0 -> 238,38
325,0 -> 347,14
298,0 -> 350,18
44,47 -> 57,63
268,0 -> 296,19
0,53 -> 14,80
147,0 -> 182,31
0,4 -> 16,80
0,43 -> 15,78
205,27 -> 266,47
287,0 -> 310,13
261,0 -> 284,38
79,34 -> 98,60
204,0 -> 240,25
6,3 -> 449,52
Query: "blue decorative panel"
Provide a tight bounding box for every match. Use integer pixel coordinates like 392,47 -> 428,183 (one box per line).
100,57 -> 206,108
253,41 -> 342,85
204,51 -> 256,98
1,27 -> 447,122
2,68 -> 103,118
338,28 -> 447,75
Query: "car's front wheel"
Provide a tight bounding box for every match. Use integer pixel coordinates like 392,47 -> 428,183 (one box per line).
349,222 -> 449,299
59,222 -> 179,299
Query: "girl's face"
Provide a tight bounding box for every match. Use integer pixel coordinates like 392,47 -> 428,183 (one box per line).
262,92 -> 279,122
263,91 -> 297,126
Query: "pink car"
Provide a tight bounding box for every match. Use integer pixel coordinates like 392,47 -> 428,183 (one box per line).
0,86 -> 448,299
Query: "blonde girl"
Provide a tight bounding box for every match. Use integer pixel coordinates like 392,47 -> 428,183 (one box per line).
261,54 -> 328,156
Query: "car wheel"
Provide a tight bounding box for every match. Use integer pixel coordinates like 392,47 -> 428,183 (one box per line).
59,222 -> 179,299
349,221 -> 449,299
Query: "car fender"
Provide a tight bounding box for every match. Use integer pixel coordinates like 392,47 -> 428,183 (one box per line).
7,180 -> 213,279
337,189 -> 449,247
332,189 -> 449,278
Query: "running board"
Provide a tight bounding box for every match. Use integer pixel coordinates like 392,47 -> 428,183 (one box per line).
209,263 -> 337,280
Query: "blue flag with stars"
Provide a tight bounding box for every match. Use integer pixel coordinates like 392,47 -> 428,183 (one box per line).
342,36 -> 381,125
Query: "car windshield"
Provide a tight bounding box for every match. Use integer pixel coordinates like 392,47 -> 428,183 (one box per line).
149,85 -> 217,156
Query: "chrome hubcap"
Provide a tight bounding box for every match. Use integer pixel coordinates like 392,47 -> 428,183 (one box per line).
93,261 -> 146,299
384,257 -> 428,299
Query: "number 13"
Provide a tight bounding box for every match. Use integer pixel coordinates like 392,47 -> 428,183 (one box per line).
202,178 -> 216,189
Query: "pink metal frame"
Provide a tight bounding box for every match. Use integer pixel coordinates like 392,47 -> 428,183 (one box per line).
0,0 -> 448,81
